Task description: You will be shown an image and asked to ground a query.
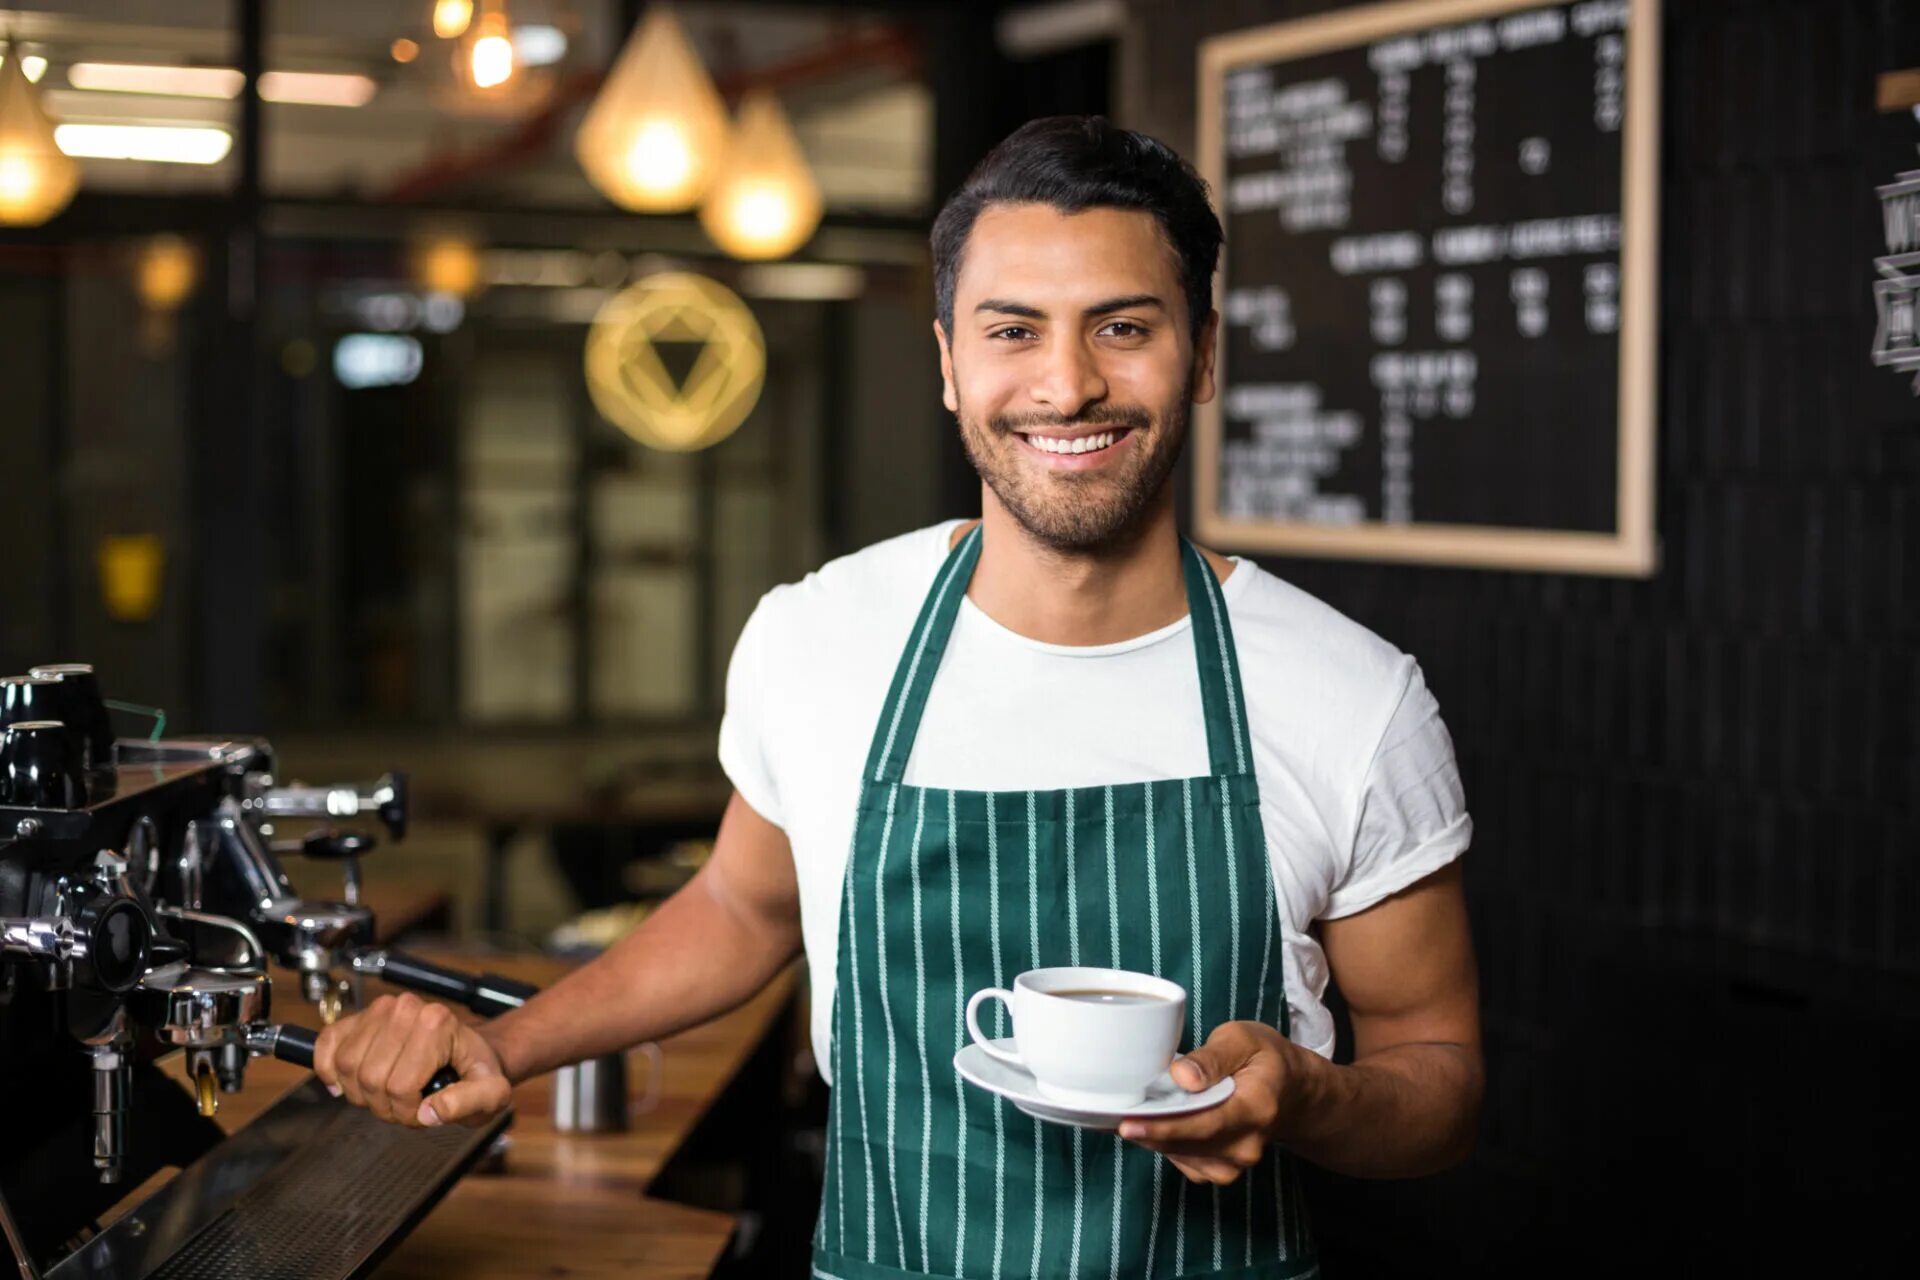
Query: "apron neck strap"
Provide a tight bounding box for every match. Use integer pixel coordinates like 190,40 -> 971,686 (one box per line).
862,524 -> 1256,786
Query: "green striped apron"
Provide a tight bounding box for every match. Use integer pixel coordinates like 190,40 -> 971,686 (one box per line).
812,525 -> 1317,1280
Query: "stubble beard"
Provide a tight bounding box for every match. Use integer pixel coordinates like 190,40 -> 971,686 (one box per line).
954,386 -> 1190,555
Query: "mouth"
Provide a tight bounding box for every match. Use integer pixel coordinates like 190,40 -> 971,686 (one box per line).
1013,426 -> 1138,464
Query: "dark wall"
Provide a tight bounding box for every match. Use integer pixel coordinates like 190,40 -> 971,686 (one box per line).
1124,0 -> 1920,1272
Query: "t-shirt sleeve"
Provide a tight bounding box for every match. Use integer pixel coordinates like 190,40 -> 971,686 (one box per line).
717,593 -> 785,830
1323,659 -> 1472,919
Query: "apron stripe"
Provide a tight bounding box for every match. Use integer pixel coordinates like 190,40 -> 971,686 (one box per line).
1028,791 -> 1045,1279
1106,786 -> 1122,1280
1183,777 -> 1202,1278
1070,1126 -> 1086,1278
945,790 -> 967,1279
875,785 -> 905,1268
909,790 -> 932,1273
1222,776 -> 1242,1271
852,789 -> 883,1261
986,792 -> 1007,1279
1143,781 -> 1166,1279
1250,797 -> 1277,1267
1066,788 -> 1081,966
873,526 -> 975,783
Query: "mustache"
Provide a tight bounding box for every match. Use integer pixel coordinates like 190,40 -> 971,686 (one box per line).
989,404 -> 1153,435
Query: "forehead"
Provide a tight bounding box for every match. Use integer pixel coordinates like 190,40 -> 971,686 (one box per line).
953,203 -> 1183,311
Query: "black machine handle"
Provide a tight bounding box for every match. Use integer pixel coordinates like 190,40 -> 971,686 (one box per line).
265,1023 -> 459,1098
365,949 -> 537,1018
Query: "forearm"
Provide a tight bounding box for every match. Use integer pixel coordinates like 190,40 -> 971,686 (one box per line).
1279,1041 -> 1483,1179
476,869 -> 799,1084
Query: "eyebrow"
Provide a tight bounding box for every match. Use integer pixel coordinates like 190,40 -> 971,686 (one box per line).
973,294 -> 1168,320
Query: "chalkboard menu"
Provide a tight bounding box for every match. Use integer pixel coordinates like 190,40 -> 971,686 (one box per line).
1195,0 -> 1660,574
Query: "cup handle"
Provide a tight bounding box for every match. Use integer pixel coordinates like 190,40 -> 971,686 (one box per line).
964,988 -> 1024,1070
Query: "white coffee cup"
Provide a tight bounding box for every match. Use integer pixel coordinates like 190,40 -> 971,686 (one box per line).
964,966 -> 1186,1109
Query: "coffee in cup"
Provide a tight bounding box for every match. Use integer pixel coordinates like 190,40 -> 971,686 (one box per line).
964,966 -> 1185,1109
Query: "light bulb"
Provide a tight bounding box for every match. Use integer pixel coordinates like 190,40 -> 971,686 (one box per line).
0,48 -> 79,226
433,0 -> 474,39
622,120 -> 694,196
697,91 -> 821,261
469,13 -> 514,89
574,5 -> 731,212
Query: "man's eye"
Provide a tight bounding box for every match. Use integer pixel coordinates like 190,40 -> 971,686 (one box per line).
989,326 -> 1033,340
1101,321 -> 1146,338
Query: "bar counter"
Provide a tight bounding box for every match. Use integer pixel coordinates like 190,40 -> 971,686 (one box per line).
124,909 -> 802,1279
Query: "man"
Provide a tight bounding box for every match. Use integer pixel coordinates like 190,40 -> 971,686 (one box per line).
317,116 -> 1482,1278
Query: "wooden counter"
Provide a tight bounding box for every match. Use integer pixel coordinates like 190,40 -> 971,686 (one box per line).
142,922 -> 801,1278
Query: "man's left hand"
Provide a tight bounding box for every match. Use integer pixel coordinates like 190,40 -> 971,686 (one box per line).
1117,1020 -> 1311,1185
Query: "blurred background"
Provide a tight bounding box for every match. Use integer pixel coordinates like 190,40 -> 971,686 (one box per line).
0,0 -> 1916,1274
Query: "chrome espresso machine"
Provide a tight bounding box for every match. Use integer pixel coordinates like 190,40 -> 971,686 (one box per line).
0,665 -> 533,1280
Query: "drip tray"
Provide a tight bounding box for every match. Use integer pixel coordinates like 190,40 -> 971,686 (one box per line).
49,1079 -> 510,1280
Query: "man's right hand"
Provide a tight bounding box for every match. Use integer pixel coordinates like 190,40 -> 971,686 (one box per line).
313,992 -> 514,1129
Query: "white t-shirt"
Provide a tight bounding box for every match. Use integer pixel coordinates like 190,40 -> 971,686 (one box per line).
718,520 -> 1472,1083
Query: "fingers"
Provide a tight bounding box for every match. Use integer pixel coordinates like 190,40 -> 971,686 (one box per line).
313,994 -> 489,1129
1167,1154 -> 1244,1184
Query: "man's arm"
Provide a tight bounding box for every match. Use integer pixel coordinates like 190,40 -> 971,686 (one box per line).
1273,858 -> 1482,1176
1118,860 -> 1482,1181
314,790 -> 802,1126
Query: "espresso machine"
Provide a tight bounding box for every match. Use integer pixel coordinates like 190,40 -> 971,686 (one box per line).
0,665 -> 533,1280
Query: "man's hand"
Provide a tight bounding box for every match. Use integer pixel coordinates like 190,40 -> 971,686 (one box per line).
1117,1020 -> 1312,1185
313,992 -> 514,1129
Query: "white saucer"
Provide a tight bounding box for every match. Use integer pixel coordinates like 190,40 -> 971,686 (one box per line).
953,1038 -> 1235,1132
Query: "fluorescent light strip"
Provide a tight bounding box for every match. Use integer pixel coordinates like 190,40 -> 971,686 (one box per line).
259,71 -> 376,107
68,63 -> 243,97
54,124 -> 233,164
66,62 -> 375,107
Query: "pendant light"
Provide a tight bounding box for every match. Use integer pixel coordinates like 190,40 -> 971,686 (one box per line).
432,0 -> 474,40
454,0 -> 514,91
574,4 -> 730,213
698,90 -> 821,261
0,42 -> 78,226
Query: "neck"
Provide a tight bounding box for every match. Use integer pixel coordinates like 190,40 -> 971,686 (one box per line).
960,486 -> 1196,647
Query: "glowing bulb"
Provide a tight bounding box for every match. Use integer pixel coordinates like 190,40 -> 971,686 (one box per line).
392,38 -> 420,64
574,5 -> 731,212
0,153 -> 40,203
20,56 -> 45,84
697,92 -> 821,260
0,49 -> 79,226
433,0 -> 474,39
468,12 -> 514,89
622,120 -> 694,194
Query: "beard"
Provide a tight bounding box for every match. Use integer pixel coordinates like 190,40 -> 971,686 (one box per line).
954,385 -> 1190,554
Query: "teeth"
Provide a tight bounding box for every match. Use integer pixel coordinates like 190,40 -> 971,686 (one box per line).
1029,430 -> 1118,455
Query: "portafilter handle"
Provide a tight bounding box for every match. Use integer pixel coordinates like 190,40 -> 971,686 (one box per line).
350,948 -> 537,1017
251,1023 -> 459,1098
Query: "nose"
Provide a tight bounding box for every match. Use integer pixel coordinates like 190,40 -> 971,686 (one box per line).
1027,334 -> 1108,419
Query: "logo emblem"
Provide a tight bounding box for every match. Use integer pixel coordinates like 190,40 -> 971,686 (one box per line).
584,272 -> 766,450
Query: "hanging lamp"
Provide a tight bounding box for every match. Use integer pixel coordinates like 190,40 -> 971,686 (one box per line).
698,90 -> 822,261
574,4 -> 730,213
0,42 -> 77,226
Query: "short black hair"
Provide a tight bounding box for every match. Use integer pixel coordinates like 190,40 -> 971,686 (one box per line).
931,115 -> 1224,344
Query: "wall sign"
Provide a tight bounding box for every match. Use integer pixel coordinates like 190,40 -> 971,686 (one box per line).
584,271 -> 766,452
1195,0 -> 1661,575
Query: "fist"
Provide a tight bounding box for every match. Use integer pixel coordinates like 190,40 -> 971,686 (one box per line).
313,992 -> 513,1129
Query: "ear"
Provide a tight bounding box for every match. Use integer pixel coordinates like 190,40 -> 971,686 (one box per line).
1189,309 -> 1220,406
934,319 -> 959,415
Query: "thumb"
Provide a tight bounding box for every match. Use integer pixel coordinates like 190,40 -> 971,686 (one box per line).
1172,1026 -> 1254,1093
416,1072 -> 511,1127
420,1027 -> 511,1127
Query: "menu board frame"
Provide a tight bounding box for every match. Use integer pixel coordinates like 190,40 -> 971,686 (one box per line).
1193,0 -> 1661,575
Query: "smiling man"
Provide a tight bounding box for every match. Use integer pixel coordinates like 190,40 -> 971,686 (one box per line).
315,116 -> 1481,1279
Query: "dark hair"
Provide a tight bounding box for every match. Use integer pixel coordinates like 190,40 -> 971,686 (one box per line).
931,115 -> 1224,344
